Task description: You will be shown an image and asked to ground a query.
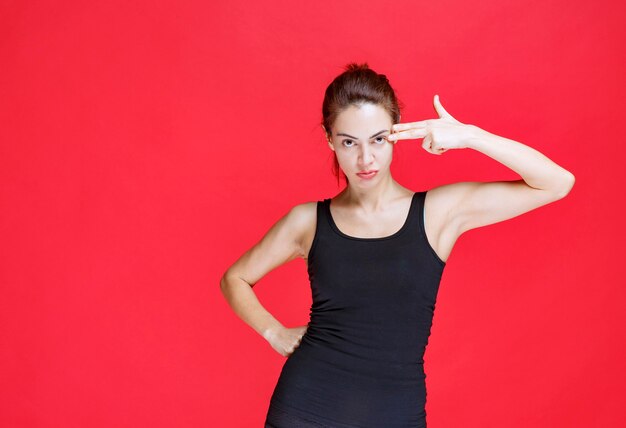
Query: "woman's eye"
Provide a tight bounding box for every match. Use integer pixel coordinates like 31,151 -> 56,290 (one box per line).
374,136 -> 387,144
343,137 -> 387,147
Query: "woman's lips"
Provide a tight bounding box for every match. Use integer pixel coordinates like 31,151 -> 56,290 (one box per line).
357,170 -> 378,179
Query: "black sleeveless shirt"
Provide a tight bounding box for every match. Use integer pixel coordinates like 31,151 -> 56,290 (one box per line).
265,191 -> 446,427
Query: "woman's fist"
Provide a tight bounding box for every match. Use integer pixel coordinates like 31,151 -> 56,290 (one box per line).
266,325 -> 309,358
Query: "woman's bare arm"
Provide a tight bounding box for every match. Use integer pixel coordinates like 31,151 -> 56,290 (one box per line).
442,127 -> 575,236
388,95 -> 575,238
219,202 -> 315,344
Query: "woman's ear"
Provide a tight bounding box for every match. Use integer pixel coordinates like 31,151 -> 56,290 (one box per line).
322,125 -> 334,151
321,125 -> 329,137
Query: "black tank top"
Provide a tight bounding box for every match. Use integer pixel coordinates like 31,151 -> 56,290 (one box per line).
265,191 -> 446,427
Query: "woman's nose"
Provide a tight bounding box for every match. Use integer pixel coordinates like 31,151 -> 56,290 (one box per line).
359,146 -> 374,165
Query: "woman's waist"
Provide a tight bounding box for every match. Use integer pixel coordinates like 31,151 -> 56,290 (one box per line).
296,332 -> 427,375
303,324 -> 430,363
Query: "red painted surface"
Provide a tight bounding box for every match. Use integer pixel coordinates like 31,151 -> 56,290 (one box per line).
1,1 -> 624,426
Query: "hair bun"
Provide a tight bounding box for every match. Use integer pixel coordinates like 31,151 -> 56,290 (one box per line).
344,62 -> 370,72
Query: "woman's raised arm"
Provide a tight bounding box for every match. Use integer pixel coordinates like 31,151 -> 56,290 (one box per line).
387,95 -> 575,236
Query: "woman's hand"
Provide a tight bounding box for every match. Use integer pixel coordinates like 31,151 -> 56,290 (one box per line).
386,95 -> 479,155
265,324 -> 309,358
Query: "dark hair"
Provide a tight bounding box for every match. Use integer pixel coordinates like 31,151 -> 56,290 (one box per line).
321,62 -> 404,186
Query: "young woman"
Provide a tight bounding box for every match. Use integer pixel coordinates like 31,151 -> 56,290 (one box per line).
220,63 -> 575,427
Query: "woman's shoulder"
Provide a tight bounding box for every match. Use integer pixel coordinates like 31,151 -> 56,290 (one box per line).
288,199 -> 319,223
285,200 -> 320,260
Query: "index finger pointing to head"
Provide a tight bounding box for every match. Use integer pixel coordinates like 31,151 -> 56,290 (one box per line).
387,128 -> 428,141
392,120 -> 429,132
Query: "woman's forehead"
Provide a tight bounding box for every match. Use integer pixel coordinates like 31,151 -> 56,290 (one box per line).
334,104 -> 392,134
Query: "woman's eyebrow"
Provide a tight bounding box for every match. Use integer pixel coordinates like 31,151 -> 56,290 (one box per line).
336,129 -> 389,139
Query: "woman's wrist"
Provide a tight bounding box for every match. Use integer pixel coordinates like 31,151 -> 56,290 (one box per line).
263,322 -> 284,342
464,124 -> 490,150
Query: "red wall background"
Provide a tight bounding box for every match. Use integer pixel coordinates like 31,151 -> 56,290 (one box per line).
1,1 -> 624,427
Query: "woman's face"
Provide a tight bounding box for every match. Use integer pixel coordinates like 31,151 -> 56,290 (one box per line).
327,103 -> 395,184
